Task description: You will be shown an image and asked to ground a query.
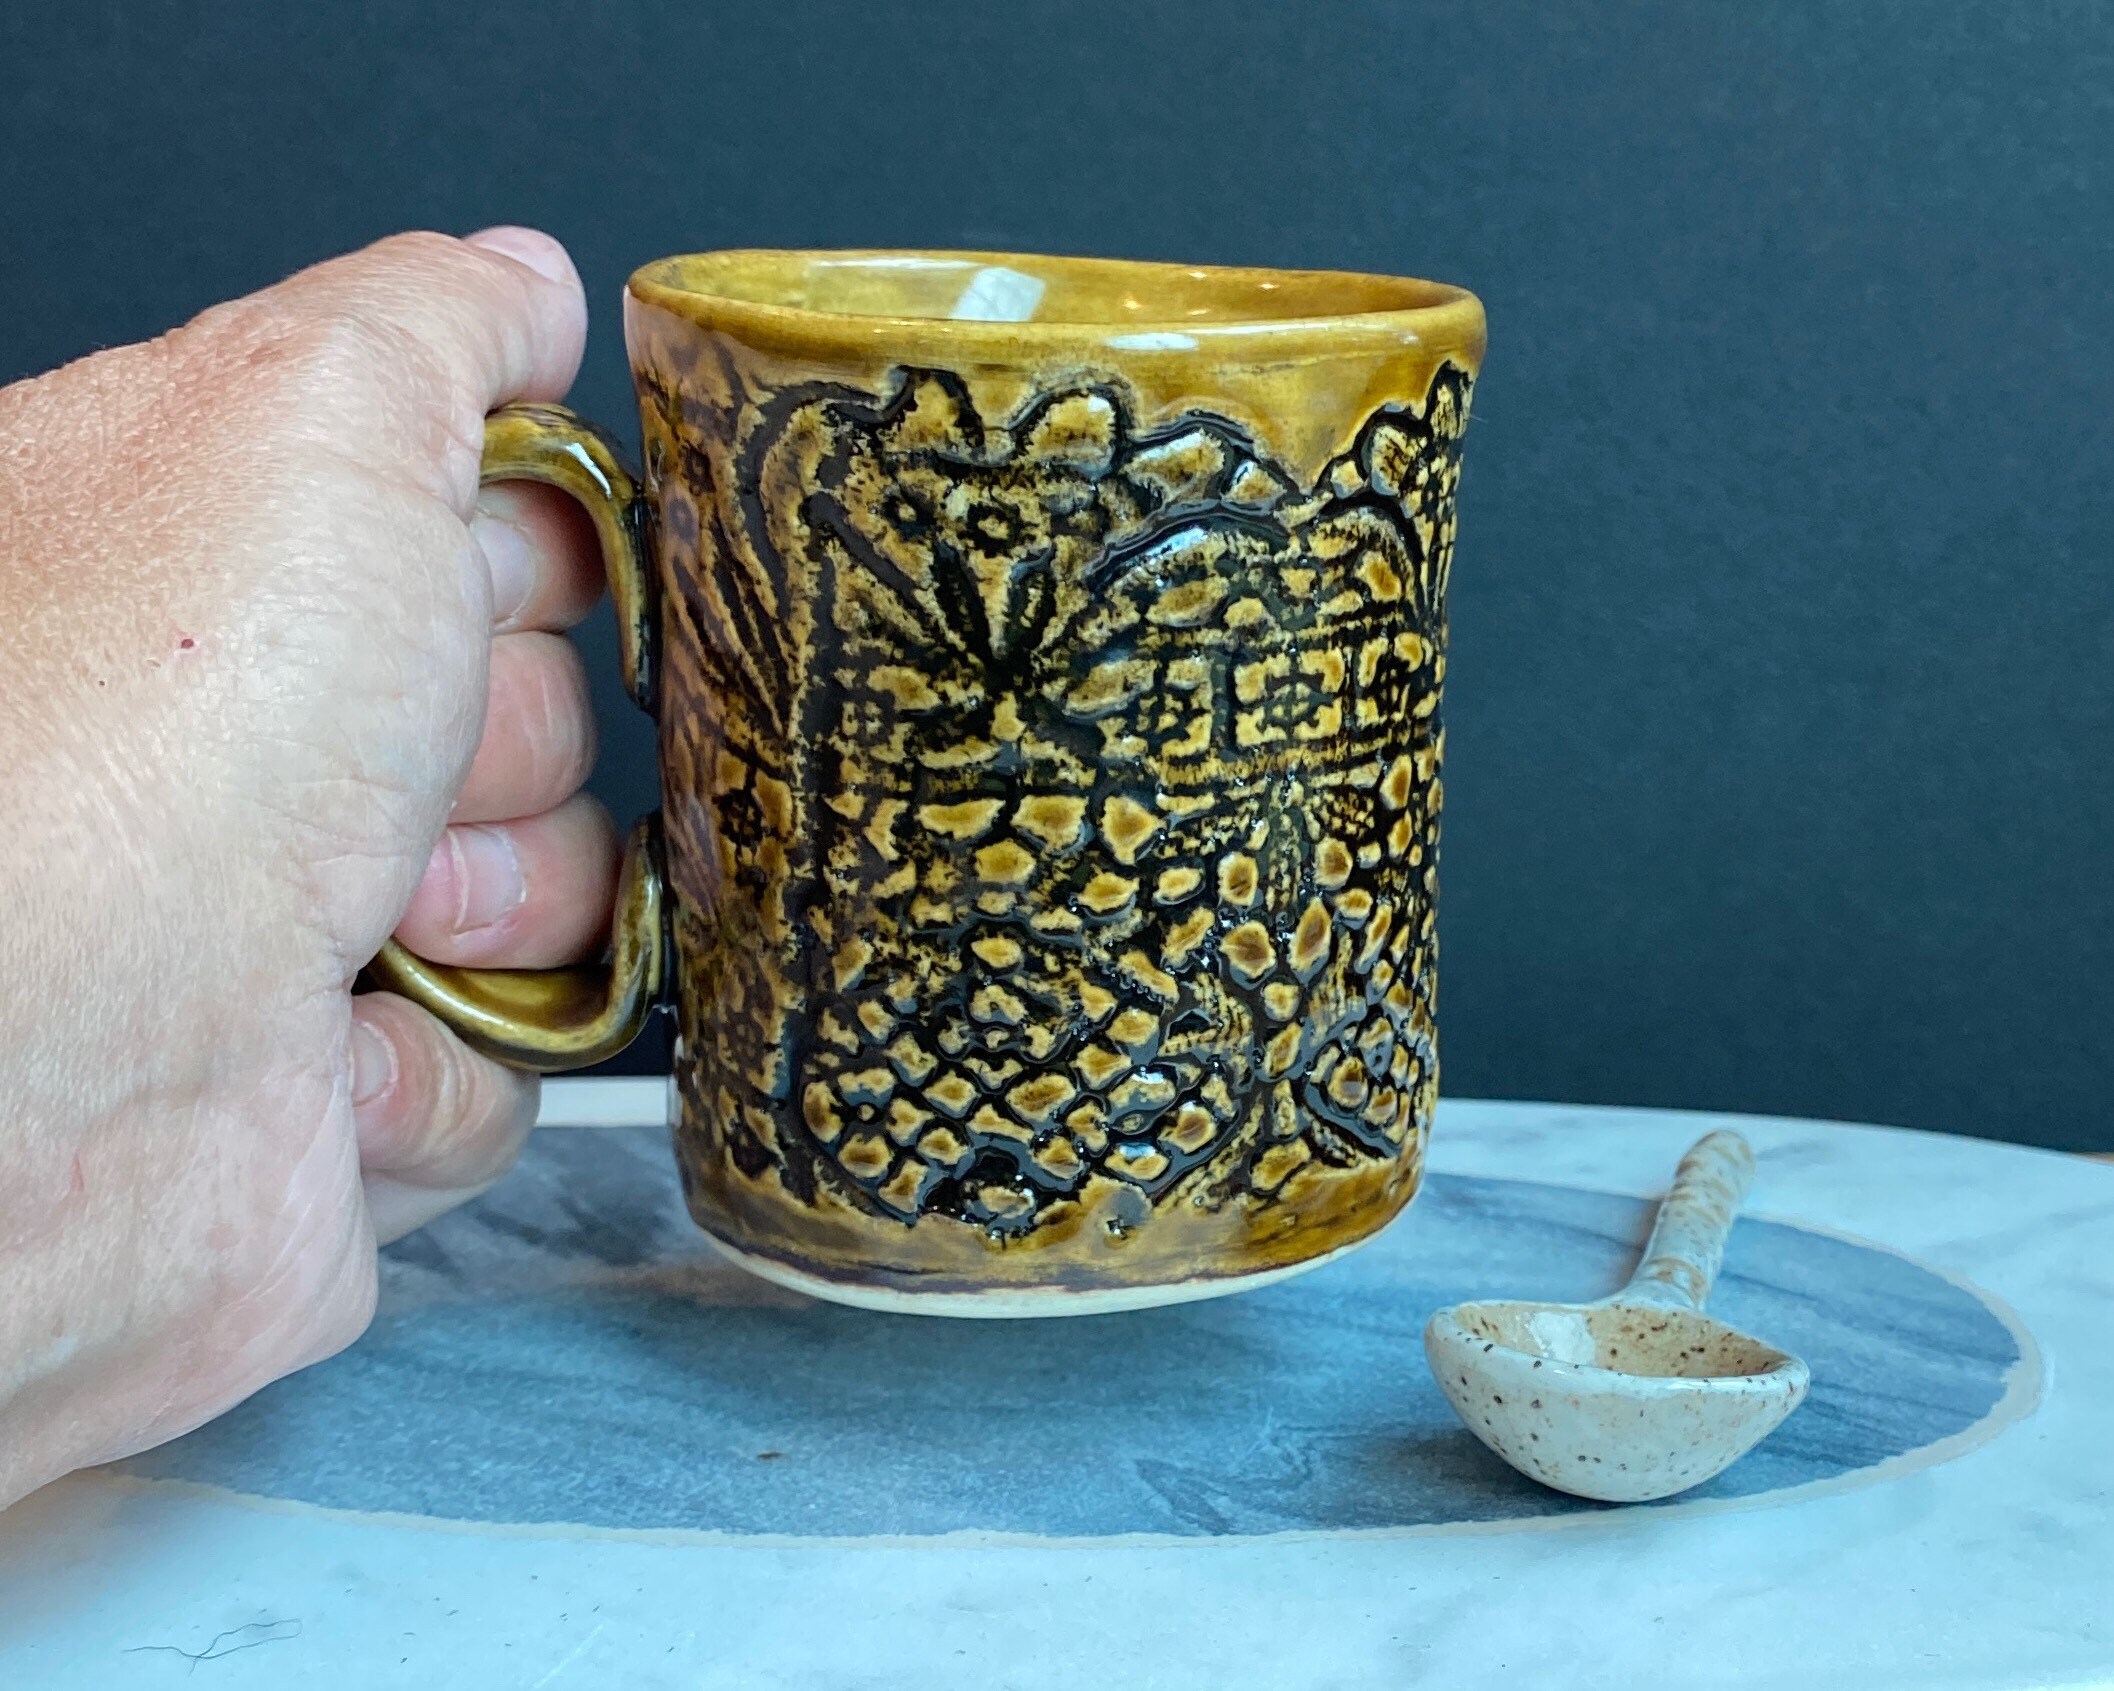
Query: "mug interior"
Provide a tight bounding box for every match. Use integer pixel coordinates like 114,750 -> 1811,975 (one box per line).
631,249 -> 1467,330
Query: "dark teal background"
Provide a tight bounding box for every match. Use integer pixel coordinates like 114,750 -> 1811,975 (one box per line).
4,3 -> 2108,1148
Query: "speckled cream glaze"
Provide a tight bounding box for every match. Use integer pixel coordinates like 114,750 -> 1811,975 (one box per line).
624,251 -> 1484,1306
1425,1132 -> 1810,1499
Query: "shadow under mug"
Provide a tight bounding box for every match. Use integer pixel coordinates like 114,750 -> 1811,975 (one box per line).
364,249 -> 1485,1316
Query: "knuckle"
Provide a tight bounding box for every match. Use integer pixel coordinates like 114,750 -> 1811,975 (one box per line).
415,1028 -> 535,1189
573,789 -> 621,856
368,231 -> 527,333
408,1012 -> 474,1149
396,849 -> 462,949
357,997 -> 449,1159
303,1244 -> 381,1365
370,228 -> 465,271
214,1133 -> 378,1381
288,312 -> 397,392
189,305 -> 397,408
155,232 -> 505,412
491,637 -> 595,804
168,291 -> 279,357
371,231 -> 518,316
532,642 -> 597,793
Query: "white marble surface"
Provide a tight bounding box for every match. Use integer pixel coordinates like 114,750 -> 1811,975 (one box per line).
3,1093 -> 2110,1689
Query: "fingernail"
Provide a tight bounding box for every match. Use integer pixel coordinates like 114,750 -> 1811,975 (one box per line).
448,824 -> 526,934
464,225 -> 573,286
472,490 -> 535,626
351,1018 -> 398,1109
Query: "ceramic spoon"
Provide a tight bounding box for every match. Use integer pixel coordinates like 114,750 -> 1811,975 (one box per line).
1424,1129 -> 1810,1502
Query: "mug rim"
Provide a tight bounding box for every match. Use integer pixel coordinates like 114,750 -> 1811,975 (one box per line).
626,247 -> 1485,365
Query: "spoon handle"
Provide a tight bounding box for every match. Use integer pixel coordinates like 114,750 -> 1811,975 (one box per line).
1621,1130 -> 1756,1310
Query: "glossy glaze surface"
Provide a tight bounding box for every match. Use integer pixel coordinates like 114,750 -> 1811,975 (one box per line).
362,405 -> 663,1072
1426,1131 -> 1809,1501
626,250 -> 1484,1301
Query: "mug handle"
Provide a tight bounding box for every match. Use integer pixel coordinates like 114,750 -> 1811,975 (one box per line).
359,404 -> 668,1073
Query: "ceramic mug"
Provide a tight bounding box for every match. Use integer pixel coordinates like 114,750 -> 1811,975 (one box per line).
367,249 -> 1485,1315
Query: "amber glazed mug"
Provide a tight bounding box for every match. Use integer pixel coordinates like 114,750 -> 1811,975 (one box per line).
368,250 -> 1485,1315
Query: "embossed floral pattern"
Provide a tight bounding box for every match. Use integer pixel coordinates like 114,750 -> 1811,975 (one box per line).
650,359 -> 1472,1243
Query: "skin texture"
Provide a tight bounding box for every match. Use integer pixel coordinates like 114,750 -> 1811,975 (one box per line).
0,228 -> 615,1509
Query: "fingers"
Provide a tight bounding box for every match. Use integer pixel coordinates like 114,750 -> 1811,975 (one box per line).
471,479 -> 606,634
190,227 -> 589,509
392,792 -> 620,968
449,631 -> 596,823
350,992 -> 540,1244
286,225 -> 587,410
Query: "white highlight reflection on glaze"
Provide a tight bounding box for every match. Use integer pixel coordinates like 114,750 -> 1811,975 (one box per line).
1524,1308 -> 1595,1365
947,265 -> 1047,323
1106,330 -> 1199,350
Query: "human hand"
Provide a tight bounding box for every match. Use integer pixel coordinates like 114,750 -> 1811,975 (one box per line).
0,228 -> 614,1506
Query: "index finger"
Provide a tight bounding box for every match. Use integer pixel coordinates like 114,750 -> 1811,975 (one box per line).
216,227 -> 590,504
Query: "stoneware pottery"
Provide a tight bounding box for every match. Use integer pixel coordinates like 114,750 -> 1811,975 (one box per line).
365,249 -> 1486,1315
1425,1130 -> 1811,1500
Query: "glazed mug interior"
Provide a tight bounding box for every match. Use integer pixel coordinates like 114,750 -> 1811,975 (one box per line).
366,249 -> 1485,1316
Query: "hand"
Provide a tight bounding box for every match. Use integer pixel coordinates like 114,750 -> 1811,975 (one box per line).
0,229 -> 613,1507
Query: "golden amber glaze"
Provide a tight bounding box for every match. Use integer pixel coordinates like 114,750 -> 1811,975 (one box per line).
364,405 -> 665,1072
627,251 -> 1484,1302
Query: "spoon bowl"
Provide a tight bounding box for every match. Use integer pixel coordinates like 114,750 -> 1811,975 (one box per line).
1426,1297 -> 1810,1502
1424,1131 -> 1811,1503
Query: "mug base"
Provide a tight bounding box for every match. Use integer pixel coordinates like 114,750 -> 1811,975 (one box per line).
696,1227 -> 1382,1318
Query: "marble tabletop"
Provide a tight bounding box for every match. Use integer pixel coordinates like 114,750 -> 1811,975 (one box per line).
2,1092 -> 2109,1689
